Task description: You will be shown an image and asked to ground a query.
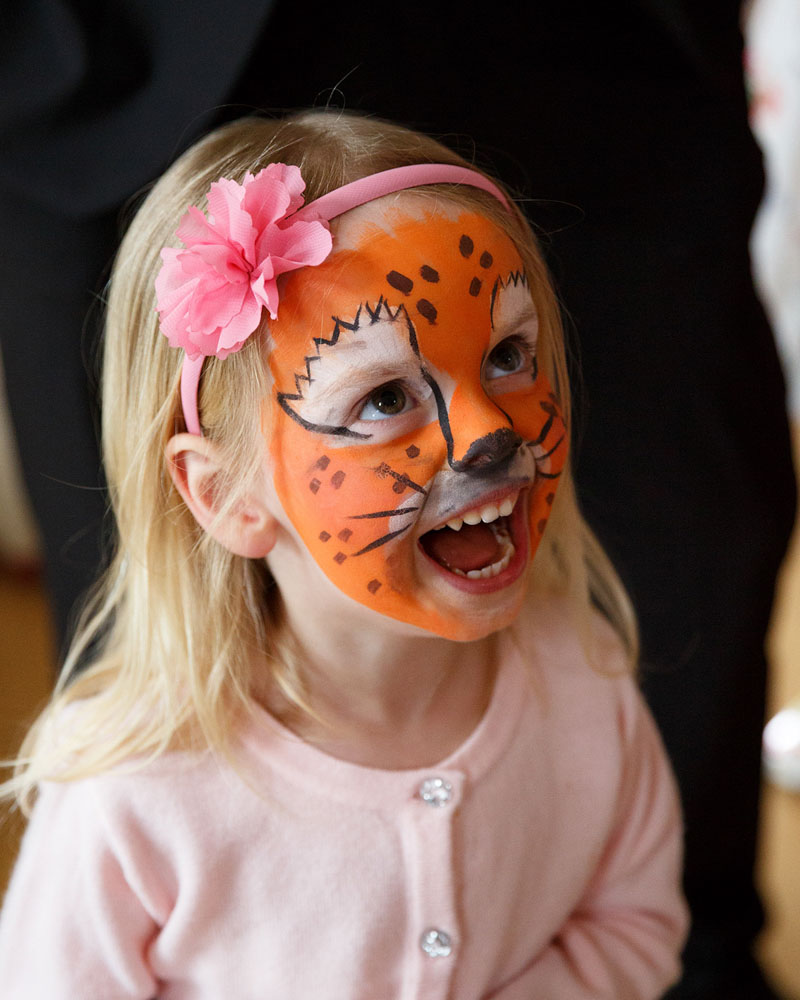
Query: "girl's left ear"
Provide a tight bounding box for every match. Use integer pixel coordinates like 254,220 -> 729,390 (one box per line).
165,433 -> 278,558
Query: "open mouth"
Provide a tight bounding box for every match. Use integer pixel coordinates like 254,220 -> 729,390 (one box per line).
418,490 -> 523,580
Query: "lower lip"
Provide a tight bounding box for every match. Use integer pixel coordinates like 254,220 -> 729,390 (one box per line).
418,489 -> 531,594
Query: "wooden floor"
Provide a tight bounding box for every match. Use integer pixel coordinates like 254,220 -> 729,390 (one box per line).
1,505 -> 800,995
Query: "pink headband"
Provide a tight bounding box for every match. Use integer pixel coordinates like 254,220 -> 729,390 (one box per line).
155,162 -> 511,435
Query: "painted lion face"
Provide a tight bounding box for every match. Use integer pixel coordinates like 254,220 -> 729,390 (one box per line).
264,204 -> 566,639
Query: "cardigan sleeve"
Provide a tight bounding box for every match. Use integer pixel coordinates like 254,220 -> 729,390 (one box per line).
0,779 -> 159,999
490,680 -> 689,1000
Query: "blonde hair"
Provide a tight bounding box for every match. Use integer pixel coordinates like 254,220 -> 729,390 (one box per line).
3,109 -> 637,812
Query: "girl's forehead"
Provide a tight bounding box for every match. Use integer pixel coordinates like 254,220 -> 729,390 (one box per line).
270,203 -> 526,363
328,193 -> 465,249
327,197 -> 520,271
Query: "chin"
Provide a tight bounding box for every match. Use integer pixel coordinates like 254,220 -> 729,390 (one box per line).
437,594 -> 528,642
400,571 -> 531,642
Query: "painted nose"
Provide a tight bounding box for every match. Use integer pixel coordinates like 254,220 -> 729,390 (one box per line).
445,380 -> 521,474
450,426 -> 522,474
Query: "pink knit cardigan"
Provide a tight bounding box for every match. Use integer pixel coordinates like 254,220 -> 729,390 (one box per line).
0,600 -> 688,998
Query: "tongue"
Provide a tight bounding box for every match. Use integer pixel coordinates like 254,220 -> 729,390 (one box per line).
423,522 -> 502,572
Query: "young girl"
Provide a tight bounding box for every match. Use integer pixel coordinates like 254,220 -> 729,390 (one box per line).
0,110 -> 687,998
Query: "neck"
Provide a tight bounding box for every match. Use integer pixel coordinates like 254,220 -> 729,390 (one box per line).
257,600 -> 498,769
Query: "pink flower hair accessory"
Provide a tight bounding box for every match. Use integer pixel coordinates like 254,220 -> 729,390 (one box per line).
156,163 -> 333,362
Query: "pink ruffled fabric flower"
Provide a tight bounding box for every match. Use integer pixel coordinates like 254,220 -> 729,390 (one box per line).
155,164 -> 333,360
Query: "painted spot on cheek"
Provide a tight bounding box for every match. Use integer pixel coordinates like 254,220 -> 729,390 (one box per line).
334,552 -> 347,564
310,479 -> 321,493
331,470 -> 346,489
315,455 -> 330,470
406,445 -> 420,458
480,251 -> 494,268
420,265 -> 439,282
459,235 -> 474,258
319,531 -> 331,542
367,579 -> 382,594
338,528 -> 353,542
469,277 -> 482,297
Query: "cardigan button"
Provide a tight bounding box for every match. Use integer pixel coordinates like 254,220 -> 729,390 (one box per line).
418,776 -> 453,807
420,928 -> 452,958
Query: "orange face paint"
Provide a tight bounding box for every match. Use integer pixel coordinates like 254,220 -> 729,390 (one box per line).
266,208 -> 567,639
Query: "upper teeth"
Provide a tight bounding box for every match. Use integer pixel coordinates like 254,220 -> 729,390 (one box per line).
438,491 -> 519,532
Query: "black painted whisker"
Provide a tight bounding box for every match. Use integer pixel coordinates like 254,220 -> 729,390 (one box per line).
375,462 -> 428,496
349,507 -> 420,520
353,525 -> 412,556
529,412 -> 555,447
528,435 -> 566,461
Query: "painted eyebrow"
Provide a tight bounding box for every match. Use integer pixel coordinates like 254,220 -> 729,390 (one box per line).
493,301 -> 538,335
296,360 -> 428,423
315,359 -> 425,395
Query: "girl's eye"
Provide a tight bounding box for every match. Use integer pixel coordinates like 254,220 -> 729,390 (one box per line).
358,382 -> 411,421
485,338 -> 528,379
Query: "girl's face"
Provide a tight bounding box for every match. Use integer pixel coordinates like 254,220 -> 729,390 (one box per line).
263,200 -> 567,641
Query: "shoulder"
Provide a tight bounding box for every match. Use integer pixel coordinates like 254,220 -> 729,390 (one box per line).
21,745 -> 264,925
511,592 -> 630,685
31,743 -> 255,860
503,595 -> 679,828
506,593 -> 645,744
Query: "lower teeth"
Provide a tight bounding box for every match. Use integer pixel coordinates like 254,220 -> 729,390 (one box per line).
449,524 -> 515,579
